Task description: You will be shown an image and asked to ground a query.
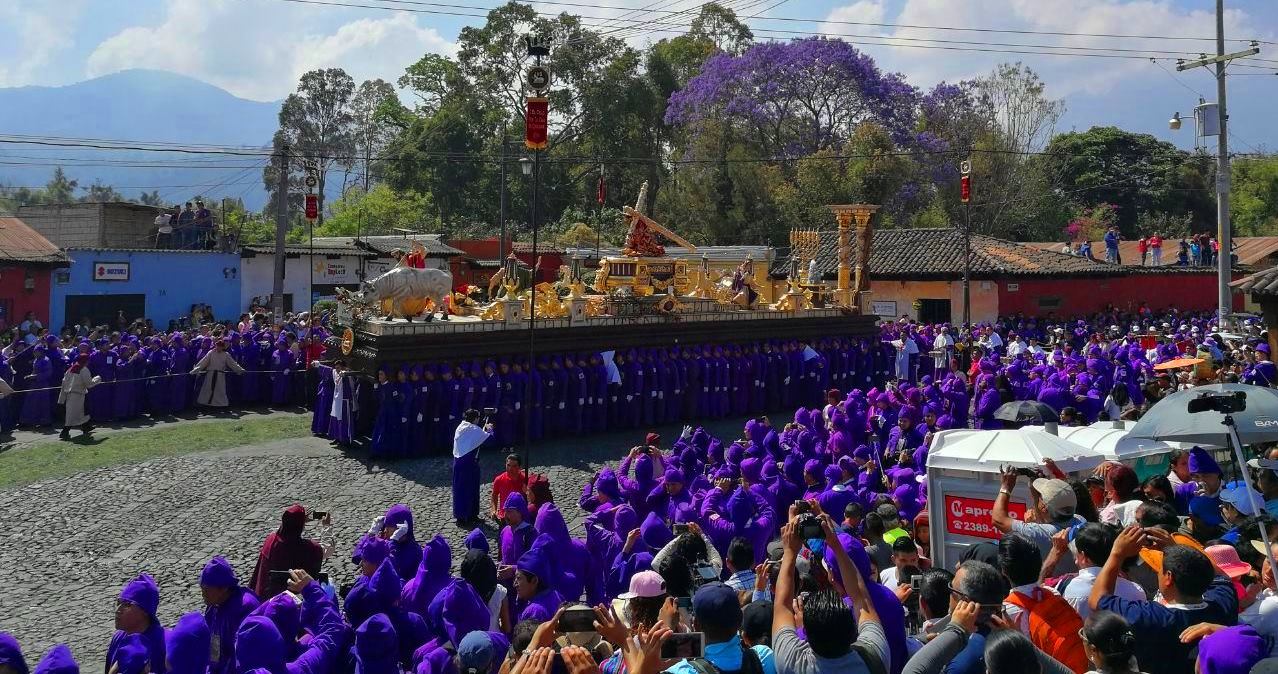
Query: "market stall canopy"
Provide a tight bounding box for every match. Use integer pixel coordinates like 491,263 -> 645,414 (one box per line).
1129,383 -> 1278,446
927,427 -> 1105,474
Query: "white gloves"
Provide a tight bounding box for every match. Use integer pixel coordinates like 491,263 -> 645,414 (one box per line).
391,522 -> 410,542
681,425 -> 693,440
417,413 -> 423,422
368,516 -> 385,535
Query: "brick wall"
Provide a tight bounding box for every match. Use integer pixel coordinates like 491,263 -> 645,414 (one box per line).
17,203 -> 160,249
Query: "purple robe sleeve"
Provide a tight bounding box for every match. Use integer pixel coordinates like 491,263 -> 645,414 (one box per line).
287,581 -> 351,674
700,488 -> 727,520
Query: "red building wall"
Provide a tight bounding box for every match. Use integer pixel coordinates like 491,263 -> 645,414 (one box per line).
997,272 -> 1243,317
0,265 -> 53,330
450,237 -> 563,284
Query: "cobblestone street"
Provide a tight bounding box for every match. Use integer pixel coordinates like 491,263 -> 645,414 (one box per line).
0,413 -> 746,665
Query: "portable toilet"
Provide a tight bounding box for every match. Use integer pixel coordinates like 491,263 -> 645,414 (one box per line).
1031,421 -> 1224,481
926,427 -> 1107,570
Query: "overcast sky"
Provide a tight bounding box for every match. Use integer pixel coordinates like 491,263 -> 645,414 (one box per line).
1,0 -> 1275,150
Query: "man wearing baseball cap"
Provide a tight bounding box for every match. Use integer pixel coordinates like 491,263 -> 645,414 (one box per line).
1218,483 -> 1262,544
993,470 -> 1082,576
1254,456 -> 1278,518
665,582 -> 777,674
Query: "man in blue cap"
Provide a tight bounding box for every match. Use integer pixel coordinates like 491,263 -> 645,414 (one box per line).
200,557 -> 259,674
664,582 -> 777,674
1188,447 -> 1225,527
457,630 -> 511,674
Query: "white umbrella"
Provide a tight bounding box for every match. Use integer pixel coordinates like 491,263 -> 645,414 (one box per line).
927,427 -> 1105,474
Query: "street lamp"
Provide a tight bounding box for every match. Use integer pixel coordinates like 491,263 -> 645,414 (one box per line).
519,157 -> 533,176
1168,112 -> 1183,131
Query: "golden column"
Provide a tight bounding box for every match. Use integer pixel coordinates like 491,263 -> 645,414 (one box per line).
828,204 -> 880,309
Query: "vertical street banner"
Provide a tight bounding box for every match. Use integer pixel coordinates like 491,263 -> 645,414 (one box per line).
525,97 -> 549,150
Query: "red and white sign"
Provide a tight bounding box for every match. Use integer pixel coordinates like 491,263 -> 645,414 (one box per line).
944,495 -> 1026,540
525,97 -> 549,150
304,194 -> 319,222
93,262 -> 130,282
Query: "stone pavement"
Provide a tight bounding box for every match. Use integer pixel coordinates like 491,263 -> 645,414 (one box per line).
0,412 -> 747,666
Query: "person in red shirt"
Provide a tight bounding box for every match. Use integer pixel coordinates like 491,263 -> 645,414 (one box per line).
1149,233 -> 1163,266
489,453 -> 528,522
404,240 -> 427,269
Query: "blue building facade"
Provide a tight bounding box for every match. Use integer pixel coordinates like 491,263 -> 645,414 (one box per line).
50,249 -> 241,332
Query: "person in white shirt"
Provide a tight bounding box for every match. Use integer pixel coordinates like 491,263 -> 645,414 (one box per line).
1007,334 -> 1027,357
980,326 -> 1004,351
1241,541 -> 1278,640
879,535 -> 921,587
1166,449 -> 1192,491
1041,523 -> 1147,619
1027,337 -> 1045,357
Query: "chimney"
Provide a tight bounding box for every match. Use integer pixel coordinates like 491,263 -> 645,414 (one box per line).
1044,421 -> 1059,436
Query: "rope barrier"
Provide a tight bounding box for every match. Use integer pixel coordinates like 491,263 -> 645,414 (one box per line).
4,369 -> 309,395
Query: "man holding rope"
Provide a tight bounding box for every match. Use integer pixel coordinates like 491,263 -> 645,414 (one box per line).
192,339 -> 246,409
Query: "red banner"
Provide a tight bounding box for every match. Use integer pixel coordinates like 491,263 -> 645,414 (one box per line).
525,97 -> 548,150
944,495 -> 1026,540
304,194 -> 319,221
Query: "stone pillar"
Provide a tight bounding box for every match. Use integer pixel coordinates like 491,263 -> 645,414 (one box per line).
500,298 -> 524,323
828,204 -> 880,309
569,296 -> 588,325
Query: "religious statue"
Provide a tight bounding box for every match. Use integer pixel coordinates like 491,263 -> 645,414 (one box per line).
620,181 -> 696,258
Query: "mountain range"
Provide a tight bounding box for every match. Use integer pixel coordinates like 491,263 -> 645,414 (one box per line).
0,69 -> 280,209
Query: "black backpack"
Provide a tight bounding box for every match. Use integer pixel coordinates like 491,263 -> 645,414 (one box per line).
683,643 -> 764,674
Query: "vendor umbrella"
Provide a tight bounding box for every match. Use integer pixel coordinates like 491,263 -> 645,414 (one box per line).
1152,357 -> 1204,371
994,400 -> 1060,424
1129,383 -> 1278,580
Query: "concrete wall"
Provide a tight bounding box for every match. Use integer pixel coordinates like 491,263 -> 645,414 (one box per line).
16,203 -> 160,249
998,274 -> 1241,318
241,252 -> 367,309
52,250 -> 240,330
868,279 -> 999,323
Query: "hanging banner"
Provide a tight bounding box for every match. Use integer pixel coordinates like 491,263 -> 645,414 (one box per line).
525,97 -> 549,150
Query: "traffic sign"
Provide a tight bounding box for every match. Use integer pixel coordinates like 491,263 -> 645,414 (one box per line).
305,193 -> 319,221
526,65 -> 551,91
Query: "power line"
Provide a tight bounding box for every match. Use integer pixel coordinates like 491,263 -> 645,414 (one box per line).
308,0 -> 1267,44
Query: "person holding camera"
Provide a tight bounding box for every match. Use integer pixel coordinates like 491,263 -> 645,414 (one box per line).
993,471 -> 1082,576
453,408 -> 494,527
664,582 -> 778,674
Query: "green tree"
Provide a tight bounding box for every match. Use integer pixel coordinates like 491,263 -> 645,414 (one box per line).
81,180 -> 125,203
319,184 -> 436,236
269,68 -> 357,224
45,167 -> 78,204
138,190 -> 164,206
349,78 -> 401,191
1232,155 -> 1278,237
383,98 -> 486,230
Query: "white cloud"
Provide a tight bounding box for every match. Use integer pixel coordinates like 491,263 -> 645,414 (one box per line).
86,0 -> 455,101
820,0 -> 1266,97
0,2 -> 86,87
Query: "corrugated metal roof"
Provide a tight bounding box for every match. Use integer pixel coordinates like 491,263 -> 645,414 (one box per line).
1026,237 -> 1278,268
311,235 -> 465,256
512,241 -> 564,254
0,217 -> 69,265
65,247 -> 232,255
240,243 -> 376,257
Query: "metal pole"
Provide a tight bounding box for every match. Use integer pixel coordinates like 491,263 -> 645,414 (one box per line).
273,144 -> 289,323
500,128 -> 508,262
963,201 -> 971,326
1215,0 -> 1233,327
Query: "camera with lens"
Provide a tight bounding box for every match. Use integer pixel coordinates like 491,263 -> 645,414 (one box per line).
797,513 -> 824,540
1187,391 -> 1247,414
690,561 -> 719,588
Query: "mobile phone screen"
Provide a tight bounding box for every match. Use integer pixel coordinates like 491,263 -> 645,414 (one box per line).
661,632 -> 705,659
558,608 -> 597,633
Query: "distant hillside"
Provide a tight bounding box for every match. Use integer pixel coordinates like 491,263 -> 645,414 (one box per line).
0,70 -> 280,209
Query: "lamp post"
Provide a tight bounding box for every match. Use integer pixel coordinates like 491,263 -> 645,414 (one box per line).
520,31 -> 548,470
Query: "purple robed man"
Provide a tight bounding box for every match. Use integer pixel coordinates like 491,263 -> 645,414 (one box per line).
169,336 -> 193,413
414,579 -> 491,674
534,503 -> 599,605
382,504 -> 423,583
351,614 -> 398,674
344,560 -> 430,668
0,633 -> 27,674
200,556 -> 260,674
513,537 -> 563,622
166,613 -> 211,674
401,534 -> 452,617
234,576 -> 351,674
33,644 -> 77,674
498,493 -> 536,567
105,574 -> 165,674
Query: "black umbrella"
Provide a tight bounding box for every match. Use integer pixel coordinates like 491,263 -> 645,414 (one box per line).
994,400 -> 1060,424
1128,383 -> 1278,447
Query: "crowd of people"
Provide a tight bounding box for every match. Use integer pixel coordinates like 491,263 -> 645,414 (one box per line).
311,307 -> 1277,457
152,200 -> 217,250
0,307 -> 331,438
1061,231 -> 1237,268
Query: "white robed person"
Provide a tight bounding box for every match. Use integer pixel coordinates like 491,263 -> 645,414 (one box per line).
59,353 -> 101,439
452,408 -> 493,527
191,339 -> 246,408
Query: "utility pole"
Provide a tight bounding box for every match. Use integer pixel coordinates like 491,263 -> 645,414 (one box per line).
960,159 -> 972,326
273,144 -> 290,323
499,126 -> 508,261
1177,1 -> 1259,327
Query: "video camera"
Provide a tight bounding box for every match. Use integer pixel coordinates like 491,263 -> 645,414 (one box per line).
1187,391 -> 1247,414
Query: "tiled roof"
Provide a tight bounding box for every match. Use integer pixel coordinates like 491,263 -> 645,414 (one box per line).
565,245 -> 774,262
0,217 -> 69,265
310,235 -> 464,257
1232,267 -> 1278,296
512,241 -> 564,254
773,228 -> 1115,280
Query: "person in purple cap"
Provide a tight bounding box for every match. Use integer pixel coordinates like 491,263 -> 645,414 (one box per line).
31,644 -> 76,674
1245,343 -> 1277,388
165,612 -> 210,674
200,556 -> 260,674
19,345 -> 52,427
166,334 -> 192,414
402,534 -> 453,617
0,633 -> 27,674
345,560 -> 429,665
106,574 -> 165,674
498,492 -> 536,571
234,572 -> 350,674
108,635 -> 148,674
513,539 -> 563,621
1193,624 -> 1270,674
351,614 -> 398,674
